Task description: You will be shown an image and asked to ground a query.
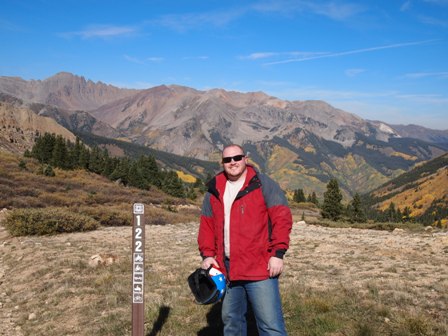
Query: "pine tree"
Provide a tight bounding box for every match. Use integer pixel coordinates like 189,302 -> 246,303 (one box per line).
70,137 -> 83,168
386,202 -> 397,222
161,171 -> 186,198
102,151 -> 116,178
293,189 -> 306,203
348,193 -> 366,223
137,155 -> 161,188
193,177 -> 207,192
321,178 -> 343,221
310,192 -> 319,205
88,146 -> 103,174
51,135 -> 68,169
109,157 -> 131,185
78,146 -> 90,170
402,206 -> 412,222
31,132 -> 56,164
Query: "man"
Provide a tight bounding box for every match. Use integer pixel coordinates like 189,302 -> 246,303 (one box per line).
198,144 -> 292,335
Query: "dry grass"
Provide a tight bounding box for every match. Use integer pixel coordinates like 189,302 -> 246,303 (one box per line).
0,151 -> 201,226
1,221 -> 447,336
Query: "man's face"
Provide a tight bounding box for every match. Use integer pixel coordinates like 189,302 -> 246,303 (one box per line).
222,146 -> 248,181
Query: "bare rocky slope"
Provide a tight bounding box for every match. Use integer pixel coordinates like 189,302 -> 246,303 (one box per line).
0,97 -> 76,154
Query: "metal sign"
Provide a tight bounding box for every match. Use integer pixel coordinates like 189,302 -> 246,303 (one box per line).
132,203 -> 145,336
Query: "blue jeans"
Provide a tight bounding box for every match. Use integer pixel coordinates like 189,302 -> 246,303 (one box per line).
221,278 -> 287,336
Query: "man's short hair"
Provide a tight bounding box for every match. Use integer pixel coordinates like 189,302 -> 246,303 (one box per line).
222,144 -> 245,155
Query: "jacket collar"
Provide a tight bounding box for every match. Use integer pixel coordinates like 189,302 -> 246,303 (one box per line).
208,165 -> 259,200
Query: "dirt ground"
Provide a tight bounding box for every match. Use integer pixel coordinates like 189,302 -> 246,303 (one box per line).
0,215 -> 447,335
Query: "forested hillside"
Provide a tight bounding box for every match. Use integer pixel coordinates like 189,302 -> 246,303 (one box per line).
362,153 -> 448,226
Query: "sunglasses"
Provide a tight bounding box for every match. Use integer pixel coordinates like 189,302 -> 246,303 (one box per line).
222,154 -> 245,164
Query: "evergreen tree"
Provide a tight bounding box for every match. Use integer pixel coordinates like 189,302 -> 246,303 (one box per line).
193,177 -> 207,192
402,206 -> 412,222
396,208 -> 403,223
24,149 -> 31,157
78,146 -> 90,170
310,192 -> 319,205
137,155 -> 161,188
321,178 -> 343,221
348,193 -> 366,223
68,137 -> 83,169
161,171 -> 185,198
18,159 -> 27,170
185,186 -> 198,200
101,150 -> 116,178
31,132 -> 55,164
293,189 -> 306,203
128,160 -> 150,189
109,157 -> 131,185
51,135 -> 69,169
88,146 -> 104,174
42,164 -> 55,177
386,202 -> 397,222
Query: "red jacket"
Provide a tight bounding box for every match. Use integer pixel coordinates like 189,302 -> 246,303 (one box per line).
198,165 -> 292,281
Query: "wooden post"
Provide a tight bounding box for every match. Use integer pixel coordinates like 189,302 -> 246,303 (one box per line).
132,203 -> 145,336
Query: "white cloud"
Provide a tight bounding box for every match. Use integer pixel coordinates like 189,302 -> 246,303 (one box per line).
61,25 -> 137,39
404,71 -> 448,79
150,1 -> 364,33
345,68 -> 366,77
306,1 -> 365,20
182,56 -> 209,60
243,52 -> 279,60
0,18 -> 24,32
124,55 -> 165,64
147,57 -> 164,62
400,1 -> 412,11
264,39 -> 440,65
252,0 -> 365,21
396,93 -> 448,104
153,8 -> 246,32
124,55 -> 145,64
242,51 -> 328,61
424,0 -> 448,5
418,15 -> 448,27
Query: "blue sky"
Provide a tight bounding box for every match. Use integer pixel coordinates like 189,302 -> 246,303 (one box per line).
1,0 -> 447,130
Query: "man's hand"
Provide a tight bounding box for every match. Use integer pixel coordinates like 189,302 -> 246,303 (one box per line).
201,257 -> 219,270
267,256 -> 284,278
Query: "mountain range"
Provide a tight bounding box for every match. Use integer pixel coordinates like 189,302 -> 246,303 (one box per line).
0,72 -> 447,197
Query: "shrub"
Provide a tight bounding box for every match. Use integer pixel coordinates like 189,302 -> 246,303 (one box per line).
90,209 -> 132,227
18,160 -> 27,170
43,164 -> 56,177
4,207 -> 99,236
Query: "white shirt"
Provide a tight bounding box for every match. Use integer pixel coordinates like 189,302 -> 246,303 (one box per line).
223,177 -> 245,258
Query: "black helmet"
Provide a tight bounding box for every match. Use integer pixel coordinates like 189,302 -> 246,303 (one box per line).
187,265 -> 226,305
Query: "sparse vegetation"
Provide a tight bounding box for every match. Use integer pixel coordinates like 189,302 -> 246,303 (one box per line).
28,133 -> 191,199
0,150 -> 201,233
4,207 -> 99,236
1,220 -> 446,335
